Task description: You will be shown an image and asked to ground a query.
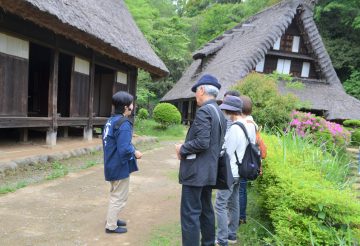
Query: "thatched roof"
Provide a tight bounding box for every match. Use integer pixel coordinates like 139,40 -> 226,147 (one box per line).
0,0 -> 169,77
162,0 -> 360,120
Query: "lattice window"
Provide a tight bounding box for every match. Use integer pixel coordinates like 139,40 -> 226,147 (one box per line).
280,35 -> 293,52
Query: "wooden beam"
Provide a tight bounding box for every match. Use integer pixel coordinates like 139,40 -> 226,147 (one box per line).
57,117 -> 89,126
0,117 -> 51,128
88,52 -> 95,128
48,48 -> 59,129
47,47 -> 59,145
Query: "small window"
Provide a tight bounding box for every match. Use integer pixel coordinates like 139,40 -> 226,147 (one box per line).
281,35 -> 294,52
116,71 -> 127,85
0,32 -> 29,59
292,36 -> 300,53
74,57 -> 90,75
301,62 -> 310,78
276,59 -> 291,74
255,58 -> 265,72
273,37 -> 281,50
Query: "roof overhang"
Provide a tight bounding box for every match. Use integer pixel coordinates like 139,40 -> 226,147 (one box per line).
0,0 -> 169,78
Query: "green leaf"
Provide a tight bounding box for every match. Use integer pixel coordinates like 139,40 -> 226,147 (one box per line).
317,211 -> 326,220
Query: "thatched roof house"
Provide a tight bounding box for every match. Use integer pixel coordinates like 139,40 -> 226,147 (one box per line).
0,0 -> 168,77
0,0 -> 168,145
162,0 -> 360,122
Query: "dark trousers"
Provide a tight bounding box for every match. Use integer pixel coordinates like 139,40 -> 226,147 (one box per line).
239,178 -> 247,221
181,185 -> 215,246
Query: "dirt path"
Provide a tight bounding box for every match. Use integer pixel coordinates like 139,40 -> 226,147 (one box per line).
0,142 -> 181,245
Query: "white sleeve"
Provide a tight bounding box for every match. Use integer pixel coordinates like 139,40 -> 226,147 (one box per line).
225,125 -> 243,156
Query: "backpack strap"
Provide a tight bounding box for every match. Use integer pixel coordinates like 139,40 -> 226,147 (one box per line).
208,104 -> 225,147
232,121 -> 251,143
232,121 -> 251,165
114,116 -> 129,130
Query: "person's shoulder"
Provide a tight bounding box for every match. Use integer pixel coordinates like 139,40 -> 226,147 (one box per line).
115,117 -> 132,130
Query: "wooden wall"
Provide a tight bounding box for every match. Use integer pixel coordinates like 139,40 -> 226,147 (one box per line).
0,53 -> 28,116
0,9 -> 141,129
70,72 -> 89,117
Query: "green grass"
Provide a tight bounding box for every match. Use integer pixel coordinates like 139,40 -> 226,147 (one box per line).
45,161 -> 69,180
146,186 -> 273,246
135,119 -> 187,141
165,170 -> 178,182
82,160 -> 98,169
147,222 -> 181,246
235,183 -> 277,245
0,180 -> 29,194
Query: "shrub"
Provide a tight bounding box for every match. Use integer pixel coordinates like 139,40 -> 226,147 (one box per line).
289,111 -> 350,151
351,129 -> 360,146
232,72 -> 299,130
137,108 -> 149,120
343,119 -> 360,128
153,103 -> 181,128
257,133 -> 360,245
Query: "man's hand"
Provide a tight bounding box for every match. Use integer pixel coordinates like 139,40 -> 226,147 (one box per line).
135,150 -> 143,159
175,144 -> 182,160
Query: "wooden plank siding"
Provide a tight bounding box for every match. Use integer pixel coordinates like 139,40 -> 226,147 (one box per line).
70,72 -> 90,117
0,9 -> 139,130
0,53 -> 28,116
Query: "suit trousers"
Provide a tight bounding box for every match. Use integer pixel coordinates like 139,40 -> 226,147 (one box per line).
105,178 -> 129,230
181,185 -> 215,246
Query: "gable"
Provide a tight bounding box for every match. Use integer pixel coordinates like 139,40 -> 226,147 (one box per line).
254,15 -> 322,81
162,0 -> 360,120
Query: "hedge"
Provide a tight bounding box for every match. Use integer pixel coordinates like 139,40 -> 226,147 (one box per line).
257,133 -> 360,245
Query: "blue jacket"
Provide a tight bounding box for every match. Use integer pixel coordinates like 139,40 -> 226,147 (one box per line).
102,115 -> 138,181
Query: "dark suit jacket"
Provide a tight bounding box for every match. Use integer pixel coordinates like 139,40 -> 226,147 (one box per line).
179,99 -> 226,186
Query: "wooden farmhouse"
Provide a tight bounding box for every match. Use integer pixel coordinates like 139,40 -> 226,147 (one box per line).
162,0 -> 360,123
0,0 -> 168,145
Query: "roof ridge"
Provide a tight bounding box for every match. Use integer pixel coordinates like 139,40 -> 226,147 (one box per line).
193,0 -> 302,59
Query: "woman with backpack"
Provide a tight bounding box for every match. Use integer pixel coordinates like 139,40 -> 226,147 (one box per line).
215,95 -> 256,245
238,95 -> 266,225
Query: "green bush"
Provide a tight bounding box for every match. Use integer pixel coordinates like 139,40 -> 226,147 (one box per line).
137,108 -> 150,120
257,133 -> 360,245
351,129 -> 360,146
153,103 -> 181,128
343,119 -> 360,128
232,72 -> 299,130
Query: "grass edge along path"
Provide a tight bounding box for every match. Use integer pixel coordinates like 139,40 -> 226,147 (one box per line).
0,140 -> 162,195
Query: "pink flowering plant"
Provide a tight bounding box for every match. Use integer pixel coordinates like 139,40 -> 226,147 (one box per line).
289,111 -> 350,150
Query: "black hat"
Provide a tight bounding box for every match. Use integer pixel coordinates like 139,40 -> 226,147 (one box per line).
219,95 -> 243,112
191,74 -> 221,92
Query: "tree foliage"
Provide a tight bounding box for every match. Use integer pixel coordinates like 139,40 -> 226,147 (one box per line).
125,0 -> 360,111
315,0 -> 360,98
232,72 -> 299,130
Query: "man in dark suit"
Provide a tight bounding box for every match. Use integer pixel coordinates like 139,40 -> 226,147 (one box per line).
175,74 -> 226,246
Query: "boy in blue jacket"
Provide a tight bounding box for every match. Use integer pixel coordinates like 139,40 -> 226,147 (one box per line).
103,91 -> 142,234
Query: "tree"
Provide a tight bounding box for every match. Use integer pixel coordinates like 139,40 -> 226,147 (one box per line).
314,0 -> 360,87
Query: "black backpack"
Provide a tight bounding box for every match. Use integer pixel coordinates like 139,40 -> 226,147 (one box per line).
233,122 -> 261,181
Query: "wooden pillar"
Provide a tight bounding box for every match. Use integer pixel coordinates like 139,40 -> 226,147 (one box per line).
19,128 -> 28,142
63,127 -> 69,138
129,68 -> 138,123
47,48 -> 59,146
84,53 -> 95,141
